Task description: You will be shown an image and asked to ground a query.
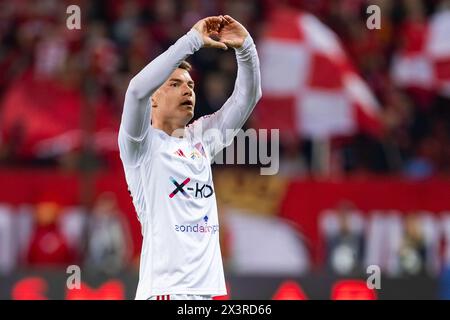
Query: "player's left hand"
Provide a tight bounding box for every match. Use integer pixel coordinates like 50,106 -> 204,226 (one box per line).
218,15 -> 249,49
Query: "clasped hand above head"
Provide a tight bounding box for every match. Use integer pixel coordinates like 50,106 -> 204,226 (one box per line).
192,15 -> 249,50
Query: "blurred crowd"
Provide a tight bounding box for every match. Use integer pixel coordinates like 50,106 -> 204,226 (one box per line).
2,188 -> 450,280
320,201 -> 450,278
0,192 -> 133,275
322,0 -> 450,178
0,0 -> 449,177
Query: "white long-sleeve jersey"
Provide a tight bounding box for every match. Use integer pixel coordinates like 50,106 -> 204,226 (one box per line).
118,29 -> 261,300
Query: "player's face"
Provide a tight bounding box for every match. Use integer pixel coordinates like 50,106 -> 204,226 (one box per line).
152,68 -> 196,125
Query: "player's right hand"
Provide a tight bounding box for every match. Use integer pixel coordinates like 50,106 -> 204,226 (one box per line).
192,16 -> 228,51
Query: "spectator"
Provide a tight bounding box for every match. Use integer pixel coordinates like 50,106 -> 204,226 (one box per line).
0,205 -> 16,274
84,192 -> 132,275
403,137 -> 438,178
323,202 -> 365,275
398,213 -> 427,276
26,202 -> 75,267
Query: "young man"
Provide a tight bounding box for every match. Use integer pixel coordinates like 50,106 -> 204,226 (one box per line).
118,15 -> 261,300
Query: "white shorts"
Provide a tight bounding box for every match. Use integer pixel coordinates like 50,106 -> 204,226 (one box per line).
147,294 -> 213,300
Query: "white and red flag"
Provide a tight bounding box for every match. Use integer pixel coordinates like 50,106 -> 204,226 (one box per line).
391,9 -> 450,98
254,8 -> 382,139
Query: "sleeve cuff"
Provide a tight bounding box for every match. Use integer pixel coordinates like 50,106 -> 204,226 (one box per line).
235,34 -> 254,53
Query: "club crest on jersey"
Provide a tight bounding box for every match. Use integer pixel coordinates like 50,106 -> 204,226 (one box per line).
194,142 -> 206,158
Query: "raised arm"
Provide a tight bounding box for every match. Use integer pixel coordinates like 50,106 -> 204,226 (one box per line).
119,16 -> 228,165
190,16 -> 262,158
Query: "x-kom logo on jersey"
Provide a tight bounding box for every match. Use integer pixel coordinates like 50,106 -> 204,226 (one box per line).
169,176 -> 191,199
